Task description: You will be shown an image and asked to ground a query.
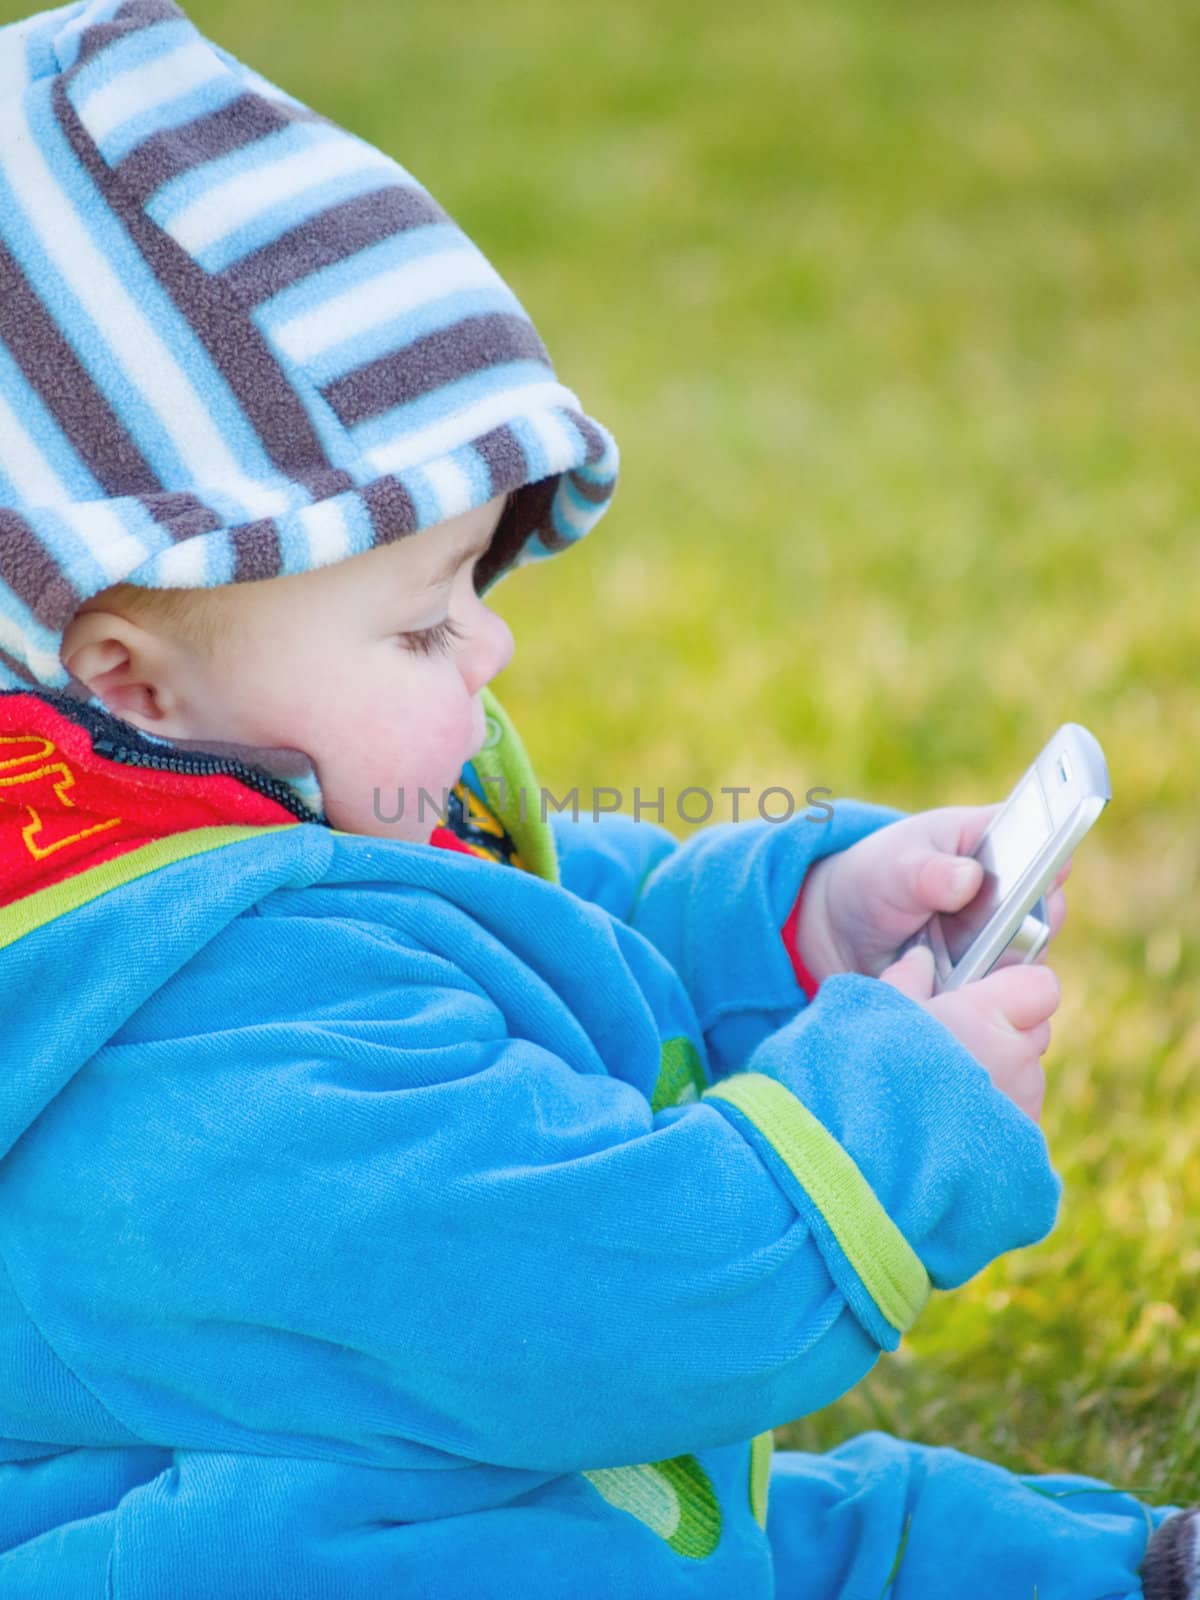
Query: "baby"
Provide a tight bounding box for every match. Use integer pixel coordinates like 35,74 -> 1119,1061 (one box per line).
0,1 -> 1194,1596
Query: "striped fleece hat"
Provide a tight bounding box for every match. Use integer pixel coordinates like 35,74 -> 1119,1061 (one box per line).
0,0 -> 619,717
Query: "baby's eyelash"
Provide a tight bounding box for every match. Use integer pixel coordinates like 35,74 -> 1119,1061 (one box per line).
399,617 -> 467,657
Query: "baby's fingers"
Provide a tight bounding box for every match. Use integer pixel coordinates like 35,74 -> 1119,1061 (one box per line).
879,943 -> 938,1000
1040,884 -> 1068,948
981,1021 -> 1050,1121
975,962 -> 1061,1030
1023,1018 -> 1052,1058
1027,861 -> 1072,962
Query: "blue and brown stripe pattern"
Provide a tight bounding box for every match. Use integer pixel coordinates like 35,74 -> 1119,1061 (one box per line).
0,0 -> 619,700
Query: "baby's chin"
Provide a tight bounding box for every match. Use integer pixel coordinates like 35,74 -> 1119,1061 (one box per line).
325,766 -> 473,841
327,807 -> 435,844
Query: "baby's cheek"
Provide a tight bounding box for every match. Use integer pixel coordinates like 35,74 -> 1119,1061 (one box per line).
307,660 -> 471,826
376,721 -> 466,817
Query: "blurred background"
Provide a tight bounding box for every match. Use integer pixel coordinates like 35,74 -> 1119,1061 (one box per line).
7,0 -> 1197,1498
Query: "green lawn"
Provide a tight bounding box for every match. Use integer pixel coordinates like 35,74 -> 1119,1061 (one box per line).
8,0 -> 1199,1502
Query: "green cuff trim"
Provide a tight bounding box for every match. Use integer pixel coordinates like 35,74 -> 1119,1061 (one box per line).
748,1429 -> 773,1530
704,1072 -> 930,1334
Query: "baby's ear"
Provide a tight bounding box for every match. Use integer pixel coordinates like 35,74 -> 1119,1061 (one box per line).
60,610 -> 163,723
60,609 -> 126,683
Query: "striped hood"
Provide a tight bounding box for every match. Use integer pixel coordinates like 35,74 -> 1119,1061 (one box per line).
0,0 -> 618,757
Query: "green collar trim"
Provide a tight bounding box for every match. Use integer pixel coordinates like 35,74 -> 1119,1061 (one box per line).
464,685 -> 560,885
704,1072 -> 931,1334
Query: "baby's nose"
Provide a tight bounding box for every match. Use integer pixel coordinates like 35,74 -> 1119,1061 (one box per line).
466,607 -> 514,690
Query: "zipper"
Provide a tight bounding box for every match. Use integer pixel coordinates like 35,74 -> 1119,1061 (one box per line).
14,685 -> 325,824
91,735 -> 322,822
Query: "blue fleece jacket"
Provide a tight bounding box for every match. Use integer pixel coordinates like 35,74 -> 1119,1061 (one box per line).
0,681 -> 1066,1596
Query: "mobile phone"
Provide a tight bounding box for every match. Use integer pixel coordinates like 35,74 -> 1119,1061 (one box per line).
896,724 -> 1111,994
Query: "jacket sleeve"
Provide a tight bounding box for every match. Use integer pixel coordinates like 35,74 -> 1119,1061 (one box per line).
1,894 -> 1060,1480
549,798 -> 906,1081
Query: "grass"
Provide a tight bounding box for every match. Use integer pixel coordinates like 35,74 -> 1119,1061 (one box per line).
6,0 -> 1198,1507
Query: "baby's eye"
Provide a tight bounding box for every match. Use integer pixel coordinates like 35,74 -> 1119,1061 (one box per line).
398,617 -> 467,657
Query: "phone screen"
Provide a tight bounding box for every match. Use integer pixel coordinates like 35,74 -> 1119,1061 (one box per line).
937,773 -> 1054,966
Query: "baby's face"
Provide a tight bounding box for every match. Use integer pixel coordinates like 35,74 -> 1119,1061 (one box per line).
146,494 -> 512,841
228,493 -> 513,839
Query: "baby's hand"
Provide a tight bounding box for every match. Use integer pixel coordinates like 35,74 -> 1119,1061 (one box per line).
879,943 -> 1060,1122
794,805 -> 1071,984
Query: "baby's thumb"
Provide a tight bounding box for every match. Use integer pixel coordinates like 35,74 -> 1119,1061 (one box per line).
879,942 -> 937,1000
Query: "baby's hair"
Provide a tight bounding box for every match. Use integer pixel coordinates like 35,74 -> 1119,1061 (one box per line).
81,580 -> 241,657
